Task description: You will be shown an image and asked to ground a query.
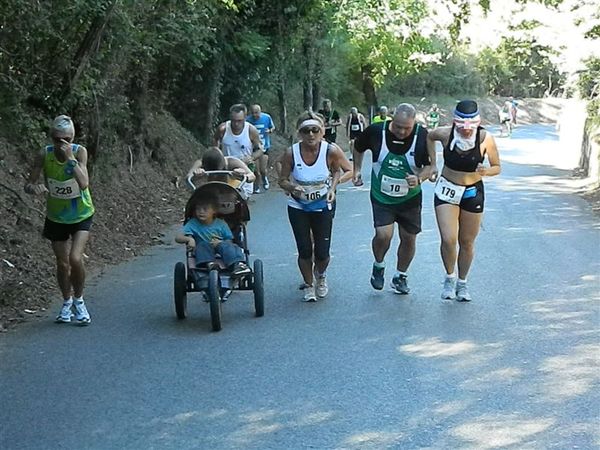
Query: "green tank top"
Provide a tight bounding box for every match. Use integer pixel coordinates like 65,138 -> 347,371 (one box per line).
371,124 -> 422,205
43,144 -> 95,224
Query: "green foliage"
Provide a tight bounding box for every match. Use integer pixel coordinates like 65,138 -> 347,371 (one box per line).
387,48 -> 486,97
332,0 -> 433,86
476,37 -> 564,97
0,0 -> 574,157
578,57 -> 600,100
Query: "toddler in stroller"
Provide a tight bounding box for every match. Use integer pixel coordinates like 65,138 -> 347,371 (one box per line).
175,192 -> 250,276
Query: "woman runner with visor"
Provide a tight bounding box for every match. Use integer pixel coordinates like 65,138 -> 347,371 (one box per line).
427,100 -> 501,301
278,111 -> 352,302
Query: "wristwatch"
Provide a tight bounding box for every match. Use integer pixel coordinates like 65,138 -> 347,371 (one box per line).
66,159 -> 78,168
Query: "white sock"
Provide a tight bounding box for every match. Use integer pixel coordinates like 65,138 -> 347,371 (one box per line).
446,273 -> 456,280
396,271 -> 407,277
73,296 -> 84,303
458,278 -> 467,284
373,261 -> 385,269
63,297 -> 73,305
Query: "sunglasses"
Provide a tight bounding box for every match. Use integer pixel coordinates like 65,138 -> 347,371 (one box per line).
300,126 -> 321,134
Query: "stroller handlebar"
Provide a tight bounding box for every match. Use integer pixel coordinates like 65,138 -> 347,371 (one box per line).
186,170 -> 248,191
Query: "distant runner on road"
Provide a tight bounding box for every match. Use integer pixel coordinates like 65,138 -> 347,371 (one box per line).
278,111 -> 352,302
427,104 -> 440,129
427,100 -> 501,301
246,104 -> 275,193
24,115 -> 94,325
371,106 -> 391,124
353,103 -> 435,294
499,100 -> 513,137
318,99 -> 342,143
346,107 -> 367,160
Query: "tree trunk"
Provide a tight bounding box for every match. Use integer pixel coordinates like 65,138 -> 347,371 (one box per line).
302,42 -> 314,110
202,56 -> 224,144
361,64 -> 378,116
272,13 -> 288,134
128,71 -> 149,160
277,82 -> 287,135
59,0 -> 119,103
312,50 -> 322,111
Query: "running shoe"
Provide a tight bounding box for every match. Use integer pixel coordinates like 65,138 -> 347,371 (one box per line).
263,177 -> 270,190
254,187 -> 262,194
455,281 -> 472,302
231,262 -> 251,276
315,274 -> 328,298
55,300 -> 74,323
370,265 -> 385,290
391,274 -> 410,294
303,285 -> 317,302
441,276 -> 457,300
73,300 -> 91,325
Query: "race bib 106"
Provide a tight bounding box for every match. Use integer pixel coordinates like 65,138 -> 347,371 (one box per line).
47,178 -> 81,200
381,175 -> 409,197
434,177 -> 466,205
302,183 -> 328,202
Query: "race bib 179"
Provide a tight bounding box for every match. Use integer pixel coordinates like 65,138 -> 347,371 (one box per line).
434,177 -> 466,205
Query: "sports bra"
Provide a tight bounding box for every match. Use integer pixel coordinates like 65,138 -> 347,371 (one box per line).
443,125 -> 485,172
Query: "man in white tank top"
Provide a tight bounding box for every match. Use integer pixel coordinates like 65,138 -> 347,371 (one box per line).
214,104 -> 263,166
214,104 -> 264,196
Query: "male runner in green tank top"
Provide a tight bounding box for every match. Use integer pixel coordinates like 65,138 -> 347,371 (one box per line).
25,115 -> 94,324
353,104 -> 436,294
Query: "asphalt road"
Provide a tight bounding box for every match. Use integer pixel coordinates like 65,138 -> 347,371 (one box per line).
1,125 -> 599,450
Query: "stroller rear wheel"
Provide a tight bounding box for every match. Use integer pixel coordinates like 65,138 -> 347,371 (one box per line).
253,259 -> 265,317
174,262 -> 187,319
208,269 -> 222,331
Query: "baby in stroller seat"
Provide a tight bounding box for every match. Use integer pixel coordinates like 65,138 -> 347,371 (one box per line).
175,192 -> 251,276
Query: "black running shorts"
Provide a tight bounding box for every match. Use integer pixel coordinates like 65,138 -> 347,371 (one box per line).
43,215 -> 93,241
371,195 -> 422,234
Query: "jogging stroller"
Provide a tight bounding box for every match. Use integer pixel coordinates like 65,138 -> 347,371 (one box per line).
173,171 -> 264,331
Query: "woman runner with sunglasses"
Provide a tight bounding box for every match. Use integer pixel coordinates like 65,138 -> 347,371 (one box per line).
278,111 -> 352,302
427,100 -> 501,301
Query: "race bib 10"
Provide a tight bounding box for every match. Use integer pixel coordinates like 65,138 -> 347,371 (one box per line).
434,177 -> 466,205
381,175 -> 409,197
47,178 -> 81,200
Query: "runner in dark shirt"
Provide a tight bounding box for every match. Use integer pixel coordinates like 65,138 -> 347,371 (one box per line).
318,99 -> 341,143
353,103 -> 436,295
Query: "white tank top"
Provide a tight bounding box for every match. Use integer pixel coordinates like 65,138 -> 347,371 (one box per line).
222,121 -> 252,159
288,141 -> 331,211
